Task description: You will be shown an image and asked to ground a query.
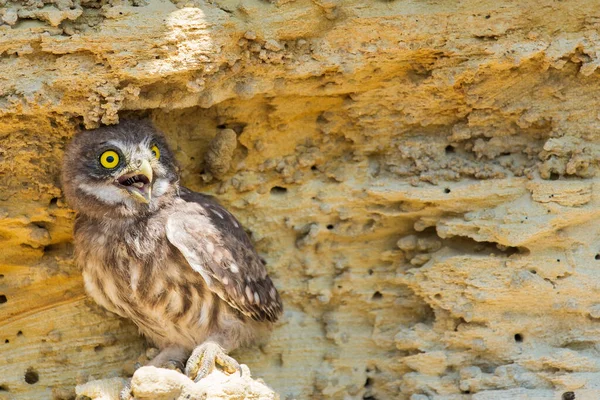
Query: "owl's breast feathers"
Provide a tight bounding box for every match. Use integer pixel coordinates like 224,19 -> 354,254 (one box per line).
74,186 -> 282,347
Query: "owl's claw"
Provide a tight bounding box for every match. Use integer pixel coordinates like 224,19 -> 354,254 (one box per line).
185,342 -> 240,382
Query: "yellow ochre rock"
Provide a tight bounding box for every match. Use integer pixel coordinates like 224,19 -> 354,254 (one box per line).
2,0 -> 600,399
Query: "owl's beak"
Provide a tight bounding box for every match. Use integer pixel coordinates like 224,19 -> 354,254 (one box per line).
116,159 -> 153,204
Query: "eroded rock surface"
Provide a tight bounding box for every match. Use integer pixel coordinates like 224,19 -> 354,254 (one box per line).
76,365 -> 277,400
2,0 -> 600,399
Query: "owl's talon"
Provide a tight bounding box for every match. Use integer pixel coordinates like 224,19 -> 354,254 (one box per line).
185,342 -> 240,382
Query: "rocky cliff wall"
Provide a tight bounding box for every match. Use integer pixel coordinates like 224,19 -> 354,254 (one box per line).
2,0 -> 600,399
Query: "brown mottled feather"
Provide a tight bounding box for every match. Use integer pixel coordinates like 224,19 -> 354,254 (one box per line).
167,189 -> 282,322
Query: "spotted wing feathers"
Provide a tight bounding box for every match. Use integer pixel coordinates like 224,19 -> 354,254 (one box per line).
165,189 -> 282,322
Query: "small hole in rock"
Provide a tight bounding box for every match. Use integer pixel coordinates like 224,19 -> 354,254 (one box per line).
326,224 -> 334,230
444,188 -> 451,194
270,186 -> 287,195
549,172 -> 560,180
4,339 -> 8,344
49,197 -> 59,206
530,270 -> 537,274
0,385 -> 8,392
514,333 -> 523,342
596,254 -> 600,260
562,391 -> 575,400
94,345 -> 104,352
0,295 -> 6,304
445,145 -> 455,154
434,294 -> 442,300
216,124 -> 227,129
24,368 -> 39,384
372,291 -> 383,300
485,14 -> 490,19
462,390 -> 471,394
17,331 -> 22,336
311,165 -> 317,171
0,274 -> 5,278
368,269 -> 373,275
556,259 -> 560,262
364,377 -> 373,388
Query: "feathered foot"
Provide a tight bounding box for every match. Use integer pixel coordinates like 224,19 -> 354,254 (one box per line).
185,341 -> 240,382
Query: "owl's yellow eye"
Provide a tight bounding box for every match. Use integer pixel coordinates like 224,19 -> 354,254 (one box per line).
100,150 -> 120,169
151,144 -> 160,160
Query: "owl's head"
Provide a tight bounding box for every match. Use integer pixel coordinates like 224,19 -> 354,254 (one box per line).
62,119 -> 179,218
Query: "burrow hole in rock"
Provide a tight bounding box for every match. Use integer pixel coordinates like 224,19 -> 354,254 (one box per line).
444,188 -> 451,194
0,384 -> 8,392
363,376 -> 376,400
17,331 -> 23,337
372,291 -> 383,301
445,145 -> 455,154
514,333 -> 523,343
24,368 -> 39,384
562,391 -> 575,400
595,254 -> 600,260
270,186 -> 288,195
326,224 -> 334,230
49,197 -> 59,207
0,295 -> 6,304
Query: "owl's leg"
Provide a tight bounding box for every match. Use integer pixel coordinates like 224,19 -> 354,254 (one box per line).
148,345 -> 189,372
185,341 -> 240,382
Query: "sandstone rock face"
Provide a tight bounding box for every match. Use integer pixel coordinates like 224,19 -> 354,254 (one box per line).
2,1 -> 600,399
75,365 -> 278,400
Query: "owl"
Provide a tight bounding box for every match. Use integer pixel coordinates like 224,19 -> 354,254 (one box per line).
61,119 -> 282,386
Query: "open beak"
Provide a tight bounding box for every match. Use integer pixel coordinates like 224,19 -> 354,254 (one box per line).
115,159 -> 153,204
